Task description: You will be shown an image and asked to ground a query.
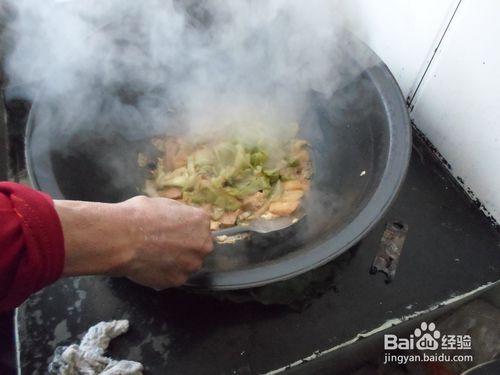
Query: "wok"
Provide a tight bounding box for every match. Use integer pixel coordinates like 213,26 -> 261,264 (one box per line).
25,39 -> 411,290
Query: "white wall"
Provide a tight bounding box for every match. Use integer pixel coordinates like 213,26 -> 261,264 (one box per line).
344,0 -> 500,223
342,0 -> 459,98
411,0 -> 500,221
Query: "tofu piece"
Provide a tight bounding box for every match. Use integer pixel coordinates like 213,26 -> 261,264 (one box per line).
242,192 -> 266,211
219,210 -> 241,227
269,200 -> 300,216
159,187 -> 182,199
210,221 -> 221,231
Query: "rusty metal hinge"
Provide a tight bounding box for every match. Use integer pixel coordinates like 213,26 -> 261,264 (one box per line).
370,221 -> 408,282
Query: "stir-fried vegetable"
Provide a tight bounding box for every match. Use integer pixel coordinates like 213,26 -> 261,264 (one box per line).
141,134 -> 311,230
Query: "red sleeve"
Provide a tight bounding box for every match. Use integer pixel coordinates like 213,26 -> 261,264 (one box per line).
0,182 -> 65,311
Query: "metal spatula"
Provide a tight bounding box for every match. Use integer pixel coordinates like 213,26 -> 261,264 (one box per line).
212,214 -> 304,237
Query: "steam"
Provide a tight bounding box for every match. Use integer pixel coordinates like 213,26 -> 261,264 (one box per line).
3,0 -> 369,140
3,0 -> 379,222
0,0 -> 394,267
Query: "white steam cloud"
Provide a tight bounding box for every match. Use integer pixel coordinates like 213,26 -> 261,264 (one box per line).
3,0 -> 370,142
1,0 -> 381,222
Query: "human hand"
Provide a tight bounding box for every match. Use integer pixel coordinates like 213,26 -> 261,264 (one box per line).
117,196 -> 213,289
55,196 -> 213,290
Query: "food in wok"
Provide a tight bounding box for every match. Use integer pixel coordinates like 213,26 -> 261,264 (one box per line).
140,129 -> 312,230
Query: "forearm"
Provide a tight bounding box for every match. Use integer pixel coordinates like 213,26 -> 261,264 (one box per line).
54,195 -> 213,290
54,200 -> 134,277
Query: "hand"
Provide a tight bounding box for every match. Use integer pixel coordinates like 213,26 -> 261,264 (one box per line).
117,196 -> 214,289
54,196 -> 213,290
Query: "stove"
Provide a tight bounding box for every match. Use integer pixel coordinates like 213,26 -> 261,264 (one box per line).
6,102 -> 500,373
1,2 -> 499,373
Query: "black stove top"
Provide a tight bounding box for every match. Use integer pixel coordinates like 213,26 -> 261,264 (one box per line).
7,106 -> 500,374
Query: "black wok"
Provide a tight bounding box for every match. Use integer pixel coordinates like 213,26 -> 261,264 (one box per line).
25,39 -> 411,290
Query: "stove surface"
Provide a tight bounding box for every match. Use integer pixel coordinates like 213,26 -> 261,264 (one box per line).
13,129 -> 500,374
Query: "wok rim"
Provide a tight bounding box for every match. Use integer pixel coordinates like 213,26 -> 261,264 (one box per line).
25,43 -> 412,291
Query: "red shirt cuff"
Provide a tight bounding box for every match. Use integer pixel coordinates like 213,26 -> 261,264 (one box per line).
0,182 -> 65,310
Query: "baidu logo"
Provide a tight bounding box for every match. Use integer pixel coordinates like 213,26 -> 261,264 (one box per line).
414,322 -> 440,350
384,321 -> 471,352
383,321 -> 474,365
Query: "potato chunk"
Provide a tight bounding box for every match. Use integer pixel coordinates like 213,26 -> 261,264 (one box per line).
269,200 -> 300,216
282,180 -> 304,191
159,187 -> 183,199
220,210 -> 241,227
281,190 -> 304,202
210,221 -> 221,231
